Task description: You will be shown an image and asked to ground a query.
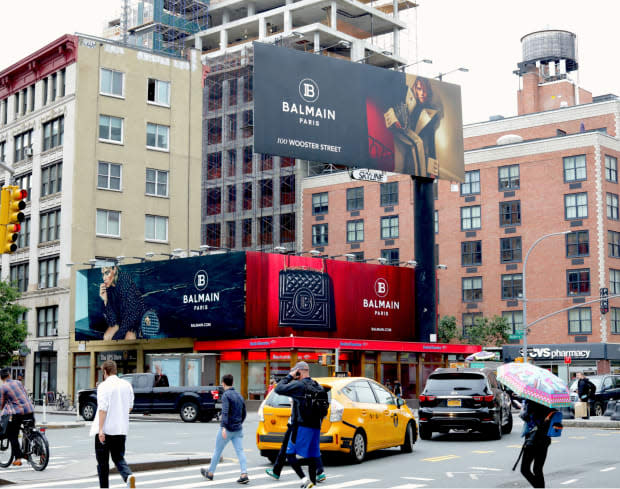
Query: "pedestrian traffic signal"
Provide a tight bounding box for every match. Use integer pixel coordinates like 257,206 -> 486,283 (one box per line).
0,186 -> 27,254
600,287 -> 609,315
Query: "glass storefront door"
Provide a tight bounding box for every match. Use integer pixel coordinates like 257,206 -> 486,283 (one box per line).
34,351 -> 57,405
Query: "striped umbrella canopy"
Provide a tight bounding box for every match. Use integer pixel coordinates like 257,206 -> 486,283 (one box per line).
496,362 -> 571,408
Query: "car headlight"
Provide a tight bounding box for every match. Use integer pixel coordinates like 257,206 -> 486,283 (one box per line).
330,398 -> 344,422
258,400 -> 266,422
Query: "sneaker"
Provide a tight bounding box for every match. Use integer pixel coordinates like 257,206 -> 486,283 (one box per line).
266,468 -> 280,480
201,468 -> 214,481
237,474 -> 250,484
12,459 -> 22,467
126,474 -> 136,488
316,472 -> 326,483
300,477 -> 315,488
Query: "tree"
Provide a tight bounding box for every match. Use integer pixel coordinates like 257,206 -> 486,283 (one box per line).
466,315 -> 510,347
438,315 -> 460,343
0,281 -> 28,367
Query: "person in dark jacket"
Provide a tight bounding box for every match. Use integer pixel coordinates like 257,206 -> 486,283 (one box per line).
99,266 -> 145,340
576,372 -> 596,419
201,374 -> 248,484
273,361 -> 323,488
519,400 -> 555,488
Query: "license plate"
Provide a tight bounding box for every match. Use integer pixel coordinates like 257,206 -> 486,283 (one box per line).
447,399 -> 461,407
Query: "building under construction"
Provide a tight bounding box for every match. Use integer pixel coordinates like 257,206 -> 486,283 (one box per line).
190,0 -> 417,252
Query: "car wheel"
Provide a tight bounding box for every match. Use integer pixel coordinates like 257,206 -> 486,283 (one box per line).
401,421 -> 416,453
594,402 -> 604,417
81,402 -> 96,421
487,414 -> 502,440
180,402 -> 199,422
419,424 -> 432,440
502,412 -> 513,434
350,430 -> 366,463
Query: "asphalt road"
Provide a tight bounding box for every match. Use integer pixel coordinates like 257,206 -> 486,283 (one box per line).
4,412 -> 620,488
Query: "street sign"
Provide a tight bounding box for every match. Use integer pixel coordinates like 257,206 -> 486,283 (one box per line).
564,356 -> 572,364
469,362 -> 485,368
509,333 -> 524,340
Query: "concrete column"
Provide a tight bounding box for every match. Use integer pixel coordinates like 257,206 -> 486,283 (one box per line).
393,0 -> 399,19
222,10 -> 230,23
330,1 -> 337,28
220,29 -> 228,51
393,27 -> 399,57
314,31 -> 320,53
247,2 -> 256,15
259,17 -> 266,39
194,35 -> 202,51
284,9 -> 292,34
89,351 -> 97,387
350,41 -> 365,62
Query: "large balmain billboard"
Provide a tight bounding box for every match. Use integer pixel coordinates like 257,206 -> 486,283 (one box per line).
254,42 -> 465,181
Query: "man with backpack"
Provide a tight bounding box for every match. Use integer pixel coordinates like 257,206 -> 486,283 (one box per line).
273,361 -> 327,489
576,372 -> 596,419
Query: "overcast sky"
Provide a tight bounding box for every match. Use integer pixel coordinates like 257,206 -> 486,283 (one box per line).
1,0 -> 618,124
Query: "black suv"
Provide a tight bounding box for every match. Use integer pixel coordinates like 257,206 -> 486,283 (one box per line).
418,367 -> 513,440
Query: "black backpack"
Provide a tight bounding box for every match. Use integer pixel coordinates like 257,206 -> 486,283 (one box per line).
300,381 -> 329,426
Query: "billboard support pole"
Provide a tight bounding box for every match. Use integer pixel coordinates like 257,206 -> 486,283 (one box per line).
413,177 -> 437,342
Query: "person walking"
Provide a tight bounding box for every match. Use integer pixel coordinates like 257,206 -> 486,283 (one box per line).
518,400 -> 556,488
0,368 -> 35,466
576,372 -> 596,419
91,360 -> 136,488
393,380 -> 403,398
201,374 -> 248,484
272,361 -> 325,488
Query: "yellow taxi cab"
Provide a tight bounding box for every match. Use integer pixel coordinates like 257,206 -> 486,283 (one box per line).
256,376 -> 417,463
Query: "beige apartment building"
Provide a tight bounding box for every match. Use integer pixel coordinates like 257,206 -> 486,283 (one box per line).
0,34 -> 202,402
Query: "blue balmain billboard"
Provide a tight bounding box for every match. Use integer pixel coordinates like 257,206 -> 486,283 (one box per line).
253,42 -> 465,181
74,253 -> 246,341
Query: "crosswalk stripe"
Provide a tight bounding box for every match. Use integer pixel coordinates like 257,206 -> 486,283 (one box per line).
561,479 -> 578,485
390,484 -> 428,489
402,476 -> 434,481
250,474 -> 344,489
470,466 -> 502,471
601,467 -> 616,472
110,466 -> 267,488
327,479 -> 379,488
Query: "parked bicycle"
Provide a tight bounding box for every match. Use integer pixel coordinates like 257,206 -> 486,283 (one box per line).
55,392 -> 73,411
0,418 -> 49,471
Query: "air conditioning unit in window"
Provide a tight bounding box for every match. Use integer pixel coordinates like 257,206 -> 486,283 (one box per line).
24,147 -> 33,157
50,328 -> 57,336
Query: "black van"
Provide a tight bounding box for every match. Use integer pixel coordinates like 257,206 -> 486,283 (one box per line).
418,367 -> 513,440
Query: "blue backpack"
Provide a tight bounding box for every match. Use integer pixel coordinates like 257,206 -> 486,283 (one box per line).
546,410 -> 563,437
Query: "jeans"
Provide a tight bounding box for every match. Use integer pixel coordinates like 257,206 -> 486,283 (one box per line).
7,413 -> 34,459
208,428 -> 247,474
94,435 -> 132,488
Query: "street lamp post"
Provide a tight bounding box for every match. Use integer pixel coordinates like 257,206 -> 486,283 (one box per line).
435,67 -> 469,81
522,231 -> 570,360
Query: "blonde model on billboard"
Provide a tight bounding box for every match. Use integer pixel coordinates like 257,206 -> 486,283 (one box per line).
99,265 -> 146,341
384,76 -> 441,178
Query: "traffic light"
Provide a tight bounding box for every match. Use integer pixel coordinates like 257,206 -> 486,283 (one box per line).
0,186 -> 27,254
600,287 -> 609,315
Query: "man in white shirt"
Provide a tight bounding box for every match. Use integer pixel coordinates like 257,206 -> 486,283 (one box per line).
90,360 -> 136,488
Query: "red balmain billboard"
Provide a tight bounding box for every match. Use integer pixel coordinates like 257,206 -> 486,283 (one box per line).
245,252 -> 415,340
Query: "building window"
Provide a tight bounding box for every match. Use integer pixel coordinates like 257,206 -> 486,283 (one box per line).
610,269 -> 620,295
242,218 -> 252,247
500,201 -> 521,226
14,129 -> 33,162
98,162 -> 121,191
501,273 -> 523,300
42,116 -> 64,151
242,110 -> 253,138
461,205 -> 481,230
280,156 -> 295,168
147,78 -> 170,106
227,150 -> 236,177
226,221 -> 236,249
462,277 -> 482,302
37,306 -> 58,337
206,188 -> 221,215
243,146 -> 253,174
59,68 -> 66,98
606,155 -> 618,183
380,216 -> 399,239
565,230 -> 589,258
146,169 -> 168,197
242,182 -> 252,210
565,193 -> 588,219
38,256 -> 59,288
434,210 -> 438,234
16,217 -> 30,249
0,141 -> 4,162
243,73 -> 253,102
461,241 -> 482,266
347,252 -> 364,262
228,79 -> 238,106
312,224 -> 328,246
498,165 -> 519,191
280,213 -> 296,243
381,248 -> 399,265
608,193 -> 619,220
43,77 -> 48,106
259,216 -> 273,245
563,155 -> 586,182
611,308 -> 620,334
259,179 -> 273,208
380,182 -> 398,206
41,162 -> 62,197
502,310 -> 523,334
227,185 -> 236,213
206,223 -> 221,248
207,117 -> 222,144
567,268 -> 590,296
500,236 -> 522,263
100,68 -> 124,97
568,308 -> 592,334
39,208 -> 61,243
280,175 -> 295,205
99,115 -> 123,143
226,114 -> 237,141
15,173 -> 31,202
312,192 -> 328,215
146,123 -> 169,151
145,215 -> 168,242
347,220 -> 364,242
610,231 -> 620,258
347,187 -> 364,211
461,170 -> 480,195
463,312 -> 482,338
207,152 -> 222,180
96,209 -> 120,237
260,154 -> 273,171
10,262 -> 29,293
